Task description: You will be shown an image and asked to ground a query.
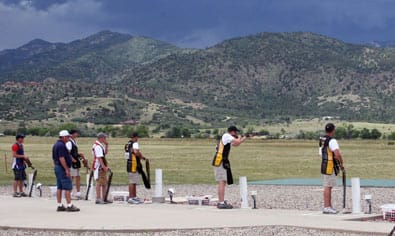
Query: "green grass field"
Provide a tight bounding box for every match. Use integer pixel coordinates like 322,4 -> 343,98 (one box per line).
0,136 -> 394,185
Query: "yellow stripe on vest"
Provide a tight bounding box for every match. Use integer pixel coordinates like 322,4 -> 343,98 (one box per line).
325,147 -> 334,175
131,153 -> 137,173
213,141 -> 225,167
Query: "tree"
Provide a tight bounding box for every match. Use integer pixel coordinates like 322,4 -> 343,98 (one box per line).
360,128 -> 371,139
181,128 -> 191,138
136,126 -> 149,137
165,127 -> 181,138
388,132 -> 395,140
334,127 -> 347,139
370,129 -> 382,139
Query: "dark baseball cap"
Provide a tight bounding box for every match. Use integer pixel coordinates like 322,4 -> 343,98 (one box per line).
16,133 -> 25,140
69,129 -> 79,135
130,132 -> 139,138
228,125 -> 240,132
325,123 -> 336,132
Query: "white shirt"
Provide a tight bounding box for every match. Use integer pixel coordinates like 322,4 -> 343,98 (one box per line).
66,141 -> 72,152
124,142 -> 139,159
93,141 -> 105,158
329,138 -> 339,152
66,139 -> 77,152
222,133 -> 235,145
132,142 -> 139,150
319,138 -> 340,156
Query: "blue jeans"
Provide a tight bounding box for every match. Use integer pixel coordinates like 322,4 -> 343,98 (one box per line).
54,165 -> 72,190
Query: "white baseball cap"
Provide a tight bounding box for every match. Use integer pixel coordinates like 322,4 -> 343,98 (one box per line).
59,130 -> 71,137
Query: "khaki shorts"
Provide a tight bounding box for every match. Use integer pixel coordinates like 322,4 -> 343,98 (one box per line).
322,173 -> 337,187
96,170 -> 107,185
70,167 -> 80,177
128,172 -> 140,184
214,165 -> 227,182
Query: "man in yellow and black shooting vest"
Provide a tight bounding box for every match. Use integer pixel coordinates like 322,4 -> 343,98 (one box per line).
125,132 -> 148,204
212,126 -> 247,209
320,123 -> 344,214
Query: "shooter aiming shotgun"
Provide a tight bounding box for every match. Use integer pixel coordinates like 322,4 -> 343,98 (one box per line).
212,126 -> 248,209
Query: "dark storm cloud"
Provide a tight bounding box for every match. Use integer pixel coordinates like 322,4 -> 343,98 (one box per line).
1,0 -> 395,50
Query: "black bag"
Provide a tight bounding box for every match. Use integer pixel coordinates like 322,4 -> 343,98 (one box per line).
70,141 -> 81,169
72,159 -> 81,169
222,158 -> 233,185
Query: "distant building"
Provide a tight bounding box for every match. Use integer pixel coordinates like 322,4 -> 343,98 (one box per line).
322,116 -> 340,120
121,120 -> 138,125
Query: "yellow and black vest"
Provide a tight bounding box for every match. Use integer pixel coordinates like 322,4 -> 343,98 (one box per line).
320,136 -> 339,175
212,137 -> 231,167
125,141 -> 140,173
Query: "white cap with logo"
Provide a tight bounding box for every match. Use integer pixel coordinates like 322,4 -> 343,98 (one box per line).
59,130 -> 71,137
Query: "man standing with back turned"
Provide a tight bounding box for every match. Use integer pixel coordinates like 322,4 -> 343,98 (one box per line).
66,129 -> 86,200
320,123 -> 344,214
125,132 -> 146,204
53,130 -> 80,212
212,126 -> 247,209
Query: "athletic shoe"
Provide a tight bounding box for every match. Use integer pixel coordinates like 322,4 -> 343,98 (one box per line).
66,205 -> 80,212
13,192 -> 21,198
95,199 -> 106,204
104,199 -> 113,204
19,192 -> 28,197
217,201 -> 233,209
323,207 -> 338,214
127,198 -> 142,204
56,205 -> 66,212
132,197 -> 144,203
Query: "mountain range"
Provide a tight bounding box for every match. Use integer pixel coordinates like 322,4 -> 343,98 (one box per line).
0,30 -> 394,127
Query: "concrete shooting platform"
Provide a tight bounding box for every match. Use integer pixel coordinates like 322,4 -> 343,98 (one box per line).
0,195 -> 393,235
249,178 -> 395,187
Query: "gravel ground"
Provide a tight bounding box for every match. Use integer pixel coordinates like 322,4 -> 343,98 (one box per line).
0,226 -> 385,236
1,184 -> 394,235
3,184 -> 391,213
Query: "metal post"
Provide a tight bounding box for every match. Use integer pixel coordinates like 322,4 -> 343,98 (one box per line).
152,169 -> 165,203
240,176 -> 249,209
351,177 -> 361,214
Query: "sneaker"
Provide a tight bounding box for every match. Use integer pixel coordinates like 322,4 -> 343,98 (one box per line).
323,207 -> 338,214
217,201 -> 233,209
57,205 -> 66,212
134,197 -> 145,203
127,198 -> 142,204
95,199 -> 106,204
104,199 -> 113,204
19,192 -> 28,197
13,192 -> 21,198
66,205 -> 80,212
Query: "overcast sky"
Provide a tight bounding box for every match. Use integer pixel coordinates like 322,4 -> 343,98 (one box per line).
1,0 -> 395,50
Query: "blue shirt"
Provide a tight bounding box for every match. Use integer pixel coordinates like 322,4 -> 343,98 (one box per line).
52,140 -> 72,168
